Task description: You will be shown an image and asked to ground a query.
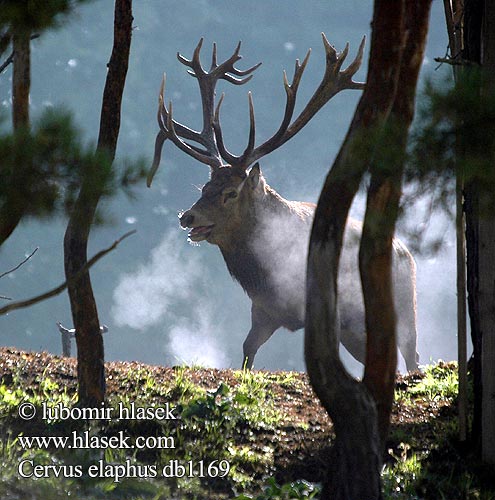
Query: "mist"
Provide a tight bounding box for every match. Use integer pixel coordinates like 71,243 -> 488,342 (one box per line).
111,232 -> 230,368
0,0 -> 459,373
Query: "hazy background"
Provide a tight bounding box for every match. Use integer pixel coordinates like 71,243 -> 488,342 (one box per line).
0,0 -> 460,372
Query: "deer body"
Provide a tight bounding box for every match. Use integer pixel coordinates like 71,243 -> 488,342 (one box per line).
149,36 -> 419,371
180,165 -> 419,370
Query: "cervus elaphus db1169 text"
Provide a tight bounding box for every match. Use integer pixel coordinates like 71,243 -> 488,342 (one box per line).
148,36 -> 419,371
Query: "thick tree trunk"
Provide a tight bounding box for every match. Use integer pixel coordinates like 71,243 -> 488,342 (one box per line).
463,0 -> 484,452
361,0 -> 431,447
305,1 -> 431,497
462,0 -> 495,463
64,0 -> 133,406
305,2 -> 406,498
480,0 -> 495,467
479,214 -> 495,466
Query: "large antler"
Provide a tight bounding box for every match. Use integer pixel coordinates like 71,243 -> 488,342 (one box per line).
147,39 -> 261,186
212,33 -> 366,170
148,34 -> 365,186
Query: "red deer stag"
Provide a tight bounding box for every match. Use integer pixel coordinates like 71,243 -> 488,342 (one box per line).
148,36 -> 419,371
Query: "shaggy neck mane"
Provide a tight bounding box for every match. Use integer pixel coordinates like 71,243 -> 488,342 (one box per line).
218,182 -> 294,297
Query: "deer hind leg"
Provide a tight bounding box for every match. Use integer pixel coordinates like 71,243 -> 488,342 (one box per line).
340,328 -> 366,365
339,308 -> 367,365
397,315 -> 419,372
242,305 -> 281,370
395,273 -> 420,372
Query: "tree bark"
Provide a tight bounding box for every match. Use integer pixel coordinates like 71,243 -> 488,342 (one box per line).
361,0 -> 432,448
462,0 -> 495,462
12,31 -> 30,129
305,2 -> 406,498
442,0 -> 469,444
0,31 -> 31,246
463,0 -> 484,452
64,0 -> 133,406
480,0 -> 495,467
305,1 -> 432,497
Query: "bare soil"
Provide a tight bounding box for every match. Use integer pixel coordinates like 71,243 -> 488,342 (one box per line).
0,346 -> 457,487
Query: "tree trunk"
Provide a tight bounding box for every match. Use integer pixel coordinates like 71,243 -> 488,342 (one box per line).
305,1 -> 432,496
480,0 -> 495,467
361,0 -> 432,448
64,0 -> 133,407
12,32 -> 30,129
305,2 -> 406,498
442,0 -> 469,444
462,0 -> 495,463
463,0 -> 484,452
0,31 -> 31,246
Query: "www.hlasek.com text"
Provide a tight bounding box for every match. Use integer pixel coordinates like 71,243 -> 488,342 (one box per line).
18,430 -> 175,451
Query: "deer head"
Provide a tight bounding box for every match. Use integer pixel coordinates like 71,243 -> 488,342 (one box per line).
148,35 -> 365,246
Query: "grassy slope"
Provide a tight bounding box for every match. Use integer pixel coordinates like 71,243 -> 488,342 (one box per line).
0,347 -> 494,500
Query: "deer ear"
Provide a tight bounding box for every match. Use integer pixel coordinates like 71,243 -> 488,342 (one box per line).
247,163 -> 261,190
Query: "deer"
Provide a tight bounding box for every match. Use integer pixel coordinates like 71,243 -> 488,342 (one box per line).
147,35 -> 420,372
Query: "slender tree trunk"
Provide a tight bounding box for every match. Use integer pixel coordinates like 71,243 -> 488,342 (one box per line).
0,32 -> 30,246
64,0 -> 133,406
442,0 -> 469,444
12,32 -> 30,129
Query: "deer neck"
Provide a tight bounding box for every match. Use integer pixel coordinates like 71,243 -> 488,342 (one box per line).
218,183 -> 291,296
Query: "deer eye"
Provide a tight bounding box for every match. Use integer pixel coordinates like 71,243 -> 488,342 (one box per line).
222,189 -> 238,203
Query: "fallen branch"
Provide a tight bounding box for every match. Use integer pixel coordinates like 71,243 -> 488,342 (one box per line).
0,230 -> 135,315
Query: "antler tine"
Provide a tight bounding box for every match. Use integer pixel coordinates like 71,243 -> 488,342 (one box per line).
246,91 -> 256,155
148,130 -> 167,187
212,89 -> 257,168
177,38 -> 206,75
212,93 -> 237,165
213,40 -> 242,75
210,42 -> 218,71
331,40 -> 350,73
341,35 -> 366,87
165,100 -> 222,168
286,49 -> 311,94
212,40 -> 262,84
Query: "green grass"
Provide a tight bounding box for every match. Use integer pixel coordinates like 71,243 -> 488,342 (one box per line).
0,364 -> 289,499
408,363 -> 459,400
1,360 -> 494,499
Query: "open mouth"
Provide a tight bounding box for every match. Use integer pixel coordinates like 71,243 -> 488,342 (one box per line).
188,225 -> 215,242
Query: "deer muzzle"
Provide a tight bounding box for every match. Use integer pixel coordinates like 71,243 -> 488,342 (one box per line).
179,210 -> 215,242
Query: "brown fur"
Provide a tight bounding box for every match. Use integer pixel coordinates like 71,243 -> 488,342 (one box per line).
180,164 -> 419,370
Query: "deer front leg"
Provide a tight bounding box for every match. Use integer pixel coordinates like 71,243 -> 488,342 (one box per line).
242,304 -> 281,370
